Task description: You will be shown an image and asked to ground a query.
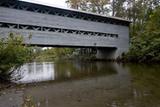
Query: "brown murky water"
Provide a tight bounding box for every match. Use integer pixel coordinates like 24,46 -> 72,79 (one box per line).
0,61 -> 160,107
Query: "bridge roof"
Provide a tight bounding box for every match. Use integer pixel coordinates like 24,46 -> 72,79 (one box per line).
68,9 -> 131,23
1,0 -> 131,25
20,0 -> 131,23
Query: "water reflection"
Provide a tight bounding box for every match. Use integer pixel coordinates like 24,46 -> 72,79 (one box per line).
20,62 -> 130,107
17,62 -> 55,83
128,64 -> 160,107
17,61 -> 118,83
54,61 -> 117,81
1,61 -> 160,107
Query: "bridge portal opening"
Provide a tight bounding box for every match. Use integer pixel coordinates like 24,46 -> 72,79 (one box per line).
33,47 -> 99,61
32,46 -> 117,61
96,47 -> 117,60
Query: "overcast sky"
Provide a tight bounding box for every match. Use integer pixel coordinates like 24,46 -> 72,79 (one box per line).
21,0 -> 68,8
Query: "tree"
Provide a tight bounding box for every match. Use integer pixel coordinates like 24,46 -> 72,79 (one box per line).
123,7 -> 160,62
124,0 -> 160,37
66,0 -> 110,14
111,0 -> 126,17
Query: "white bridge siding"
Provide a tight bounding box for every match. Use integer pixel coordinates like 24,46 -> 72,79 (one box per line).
0,0 -> 130,59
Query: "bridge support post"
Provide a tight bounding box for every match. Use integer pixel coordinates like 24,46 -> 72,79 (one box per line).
96,48 -> 117,60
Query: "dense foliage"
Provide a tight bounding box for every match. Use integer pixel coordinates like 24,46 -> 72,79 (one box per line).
0,33 -> 33,82
123,7 -> 160,62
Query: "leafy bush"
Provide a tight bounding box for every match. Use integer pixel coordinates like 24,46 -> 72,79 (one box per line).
123,7 -> 160,62
0,33 -> 32,82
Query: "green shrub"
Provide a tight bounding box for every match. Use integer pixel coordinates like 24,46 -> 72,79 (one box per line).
123,7 -> 160,63
0,33 -> 32,82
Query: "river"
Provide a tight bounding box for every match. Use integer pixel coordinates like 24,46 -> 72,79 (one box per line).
0,60 -> 160,107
